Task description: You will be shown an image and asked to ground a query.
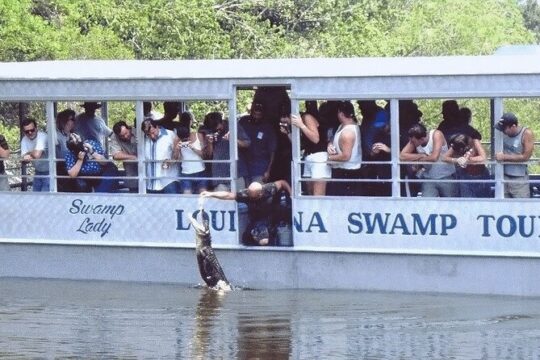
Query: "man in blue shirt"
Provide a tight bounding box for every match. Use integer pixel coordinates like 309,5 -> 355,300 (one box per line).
238,103 -> 277,184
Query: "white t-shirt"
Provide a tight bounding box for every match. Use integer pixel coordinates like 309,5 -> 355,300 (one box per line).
21,131 -> 49,173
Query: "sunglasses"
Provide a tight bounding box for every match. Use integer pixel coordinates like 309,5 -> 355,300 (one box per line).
24,128 -> 36,135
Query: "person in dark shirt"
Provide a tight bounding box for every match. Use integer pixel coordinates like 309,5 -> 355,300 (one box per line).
437,100 -> 460,142
201,180 -> 291,246
453,107 -> 482,140
156,101 -> 181,132
238,102 -> 277,184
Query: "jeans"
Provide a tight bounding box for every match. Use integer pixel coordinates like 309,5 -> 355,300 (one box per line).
33,172 -> 50,192
421,175 -> 458,197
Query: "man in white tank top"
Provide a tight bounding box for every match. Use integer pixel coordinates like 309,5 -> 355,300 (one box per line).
400,123 -> 457,197
495,112 -> 534,198
327,101 -> 362,196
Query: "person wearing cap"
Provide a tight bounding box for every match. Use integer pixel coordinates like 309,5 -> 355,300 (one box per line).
495,112 -> 534,198
400,123 -> 458,197
327,101 -> 362,196
238,102 -> 276,184
74,102 -> 113,149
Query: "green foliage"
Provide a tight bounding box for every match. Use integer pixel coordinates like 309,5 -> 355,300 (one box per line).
520,0 -> 540,42
0,0 -> 538,144
389,0 -> 534,56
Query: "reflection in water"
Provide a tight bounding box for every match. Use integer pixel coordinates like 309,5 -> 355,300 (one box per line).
1,279 -> 540,359
190,289 -> 226,359
236,307 -> 292,359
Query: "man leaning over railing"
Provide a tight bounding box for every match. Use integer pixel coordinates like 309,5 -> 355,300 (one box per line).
494,112 -> 535,198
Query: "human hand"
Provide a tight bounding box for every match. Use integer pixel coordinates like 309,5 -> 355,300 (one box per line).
372,142 -> 390,154
290,114 -> 303,128
327,144 -> 337,155
456,156 -> 468,168
83,143 -> 94,155
77,151 -> 86,160
495,152 -> 505,161
222,131 -> 230,141
22,154 -> 32,162
200,191 -> 212,198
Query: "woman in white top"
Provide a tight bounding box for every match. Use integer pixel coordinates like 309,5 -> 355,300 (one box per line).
177,112 -> 208,194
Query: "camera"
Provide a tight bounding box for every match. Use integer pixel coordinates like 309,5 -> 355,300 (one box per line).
280,121 -> 291,133
180,141 -> 190,148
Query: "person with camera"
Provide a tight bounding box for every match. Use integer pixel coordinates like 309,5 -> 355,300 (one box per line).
65,133 -> 119,192
176,112 -> 208,194
238,102 -> 276,185
203,112 -> 251,191
280,101 -> 330,196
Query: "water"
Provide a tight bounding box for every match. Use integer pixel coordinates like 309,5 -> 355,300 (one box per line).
1,278 -> 540,359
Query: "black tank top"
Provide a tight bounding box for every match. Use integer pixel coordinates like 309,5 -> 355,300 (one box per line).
303,115 -> 328,155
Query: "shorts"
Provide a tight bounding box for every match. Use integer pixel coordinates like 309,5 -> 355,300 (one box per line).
504,174 -> 530,198
303,152 -> 331,179
180,170 -> 208,193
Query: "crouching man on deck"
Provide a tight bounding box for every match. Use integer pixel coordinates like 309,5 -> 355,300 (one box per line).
200,180 -> 291,246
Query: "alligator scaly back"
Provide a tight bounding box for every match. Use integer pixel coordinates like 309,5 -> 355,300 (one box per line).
189,200 -> 231,291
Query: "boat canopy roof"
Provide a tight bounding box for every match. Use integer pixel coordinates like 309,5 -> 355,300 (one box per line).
0,55 -> 539,100
1,55 -> 540,80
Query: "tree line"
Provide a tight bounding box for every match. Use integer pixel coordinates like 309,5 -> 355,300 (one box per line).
0,0 -> 538,146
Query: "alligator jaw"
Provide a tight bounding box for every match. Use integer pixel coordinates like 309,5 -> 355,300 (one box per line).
188,212 -> 209,235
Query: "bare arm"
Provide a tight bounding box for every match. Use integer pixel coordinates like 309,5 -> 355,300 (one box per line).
274,180 -> 292,195
496,128 -> 534,162
400,141 -> 427,162
467,139 -> 487,164
200,190 -> 236,200
67,152 -> 85,177
22,149 -> 44,161
328,129 -> 354,162
187,132 -> 206,158
172,134 -> 181,160
291,114 -> 320,144
422,130 -> 445,162
0,146 -> 10,159
113,151 -> 137,161
442,147 -> 456,164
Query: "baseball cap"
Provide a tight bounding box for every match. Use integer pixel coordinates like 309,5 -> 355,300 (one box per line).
495,112 -> 518,131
